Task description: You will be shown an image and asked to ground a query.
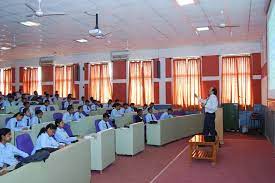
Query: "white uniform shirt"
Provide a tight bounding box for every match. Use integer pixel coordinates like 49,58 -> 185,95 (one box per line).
54,127 -> 77,145
30,116 -> 42,126
103,103 -> 112,108
0,143 -> 29,166
111,109 -> 123,119
32,133 -> 59,155
159,112 -> 173,120
6,118 -> 25,131
43,98 -> 53,104
73,112 -> 86,121
145,113 -> 157,123
64,101 -> 72,109
83,105 -> 91,115
98,120 -> 113,131
199,94 -> 218,114
79,100 -> 85,106
62,112 -> 74,123
40,105 -> 51,112
3,100 -> 16,108
21,115 -> 31,127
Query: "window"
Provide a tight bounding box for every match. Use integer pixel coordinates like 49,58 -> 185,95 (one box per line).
55,65 -> 74,97
221,56 -> 252,107
128,61 -> 153,105
172,58 -> 201,109
89,63 -> 112,103
23,67 -> 41,94
1,68 -> 13,95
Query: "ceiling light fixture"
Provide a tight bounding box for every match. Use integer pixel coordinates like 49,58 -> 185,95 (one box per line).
75,39 -> 88,43
176,0 -> 194,6
196,26 -> 209,31
20,21 -> 40,27
0,47 -> 11,50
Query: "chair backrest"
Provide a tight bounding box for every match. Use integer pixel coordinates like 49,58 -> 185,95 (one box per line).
95,119 -> 101,133
35,106 -> 40,112
50,106 -> 55,111
53,113 -> 63,121
16,133 -> 34,155
5,117 -> 12,125
63,123 -> 73,137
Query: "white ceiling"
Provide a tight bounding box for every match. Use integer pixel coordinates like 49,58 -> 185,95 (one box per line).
0,0 -> 268,61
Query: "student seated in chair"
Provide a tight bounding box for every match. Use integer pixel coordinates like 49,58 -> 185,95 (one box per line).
159,108 -> 174,120
64,97 -> 73,109
111,103 -> 123,119
73,106 -> 86,121
20,102 -> 34,116
129,103 -> 137,112
52,93 -> 60,103
54,119 -> 78,145
3,94 -> 16,109
40,100 -> 51,112
79,96 -> 85,105
135,109 -> 143,123
6,112 -> 29,131
103,99 -> 113,108
32,124 -> 64,155
62,105 -> 74,123
98,113 -> 113,132
31,110 -> 43,126
145,107 -> 157,123
120,103 -> 132,114
0,128 -> 29,170
143,104 -> 148,111
43,93 -> 53,104
83,100 -> 91,115
21,108 -> 32,128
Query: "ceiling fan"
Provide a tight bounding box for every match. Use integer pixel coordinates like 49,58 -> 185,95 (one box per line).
212,23 -> 240,29
25,0 -> 66,17
84,11 -> 111,39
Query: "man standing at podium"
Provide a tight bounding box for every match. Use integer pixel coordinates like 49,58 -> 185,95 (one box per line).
195,87 -> 218,139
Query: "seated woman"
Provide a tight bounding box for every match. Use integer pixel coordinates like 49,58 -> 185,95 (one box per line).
62,105 -> 74,123
98,113 -> 113,132
73,106 -> 86,121
31,110 -> 43,126
0,128 -> 29,170
54,119 -> 78,145
32,124 -> 64,155
159,108 -> 174,120
6,112 -> 28,131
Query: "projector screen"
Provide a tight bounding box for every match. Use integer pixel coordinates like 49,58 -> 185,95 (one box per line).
268,0 -> 275,99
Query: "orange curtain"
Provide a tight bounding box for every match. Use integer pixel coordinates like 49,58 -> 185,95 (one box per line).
23,68 -> 38,94
89,63 -> 112,103
55,66 -> 65,97
66,65 -> 74,97
222,56 -> 252,107
3,68 -> 12,95
172,58 -> 201,109
128,61 -> 153,105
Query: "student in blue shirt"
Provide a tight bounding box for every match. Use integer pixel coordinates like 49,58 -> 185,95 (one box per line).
0,128 -> 29,168
54,119 -> 78,144
145,107 -> 157,123
98,113 -> 113,132
79,96 -> 85,106
159,108 -> 174,120
52,93 -> 60,103
43,93 -> 53,104
73,106 -> 86,121
64,97 -> 73,109
103,99 -> 113,108
31,110 -> 43,126
6,113 -> 29,131
120,103 -> 132,114
21,108 -> 32,128
62,105 -> 74,123
32,124 -> 64,154
90,100 -> 98,111
129,103 -> 137,112
83,100 -> 91,115
3,95 -> 16,109
20,102 -> 34,115
40,100 -> 51,112
111,103 -> 123,119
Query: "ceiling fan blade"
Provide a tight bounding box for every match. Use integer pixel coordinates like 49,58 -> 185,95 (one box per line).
42,12 -> 66,16
225,25 -> 240,28
25,3 -> 36,13
103,32 -> 112,37
26,14 -> 35,17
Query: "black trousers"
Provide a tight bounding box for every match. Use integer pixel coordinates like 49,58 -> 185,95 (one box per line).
203,112 -> 216,136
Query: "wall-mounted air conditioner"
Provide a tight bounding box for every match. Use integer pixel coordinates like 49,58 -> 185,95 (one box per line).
111,50 -> 130,61
39,56 -> 55,66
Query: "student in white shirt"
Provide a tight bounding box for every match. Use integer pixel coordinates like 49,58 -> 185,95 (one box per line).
40,100 -> 51,112
160,108 -> 174,120
90,100 -> 98,111
17,97 -> 27,109
73,106 -> 86,121
52,93 -> 60,103
129,103 -> 136,112
32,124 -> 64,155
0,128 -> 29,168
103,99 -> 113,108
64,98 -> 73,109
79,96 -> 85,106
83,100 -> 91,115
145,107 -> 157,123
43,94 -> 53,104
30,110 -> 43,126
21,108 -> 32,128
6,113 -> 29,131
30,91 -> 39,101
111,103 -> 123,119
3,95 -> 16,109
62,105 -> 74,123
98,113 -> 113,132
143,104 -> 148,112
195,87 -> 218,138
19,102 -> 34,115
54,119 -> 78,144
